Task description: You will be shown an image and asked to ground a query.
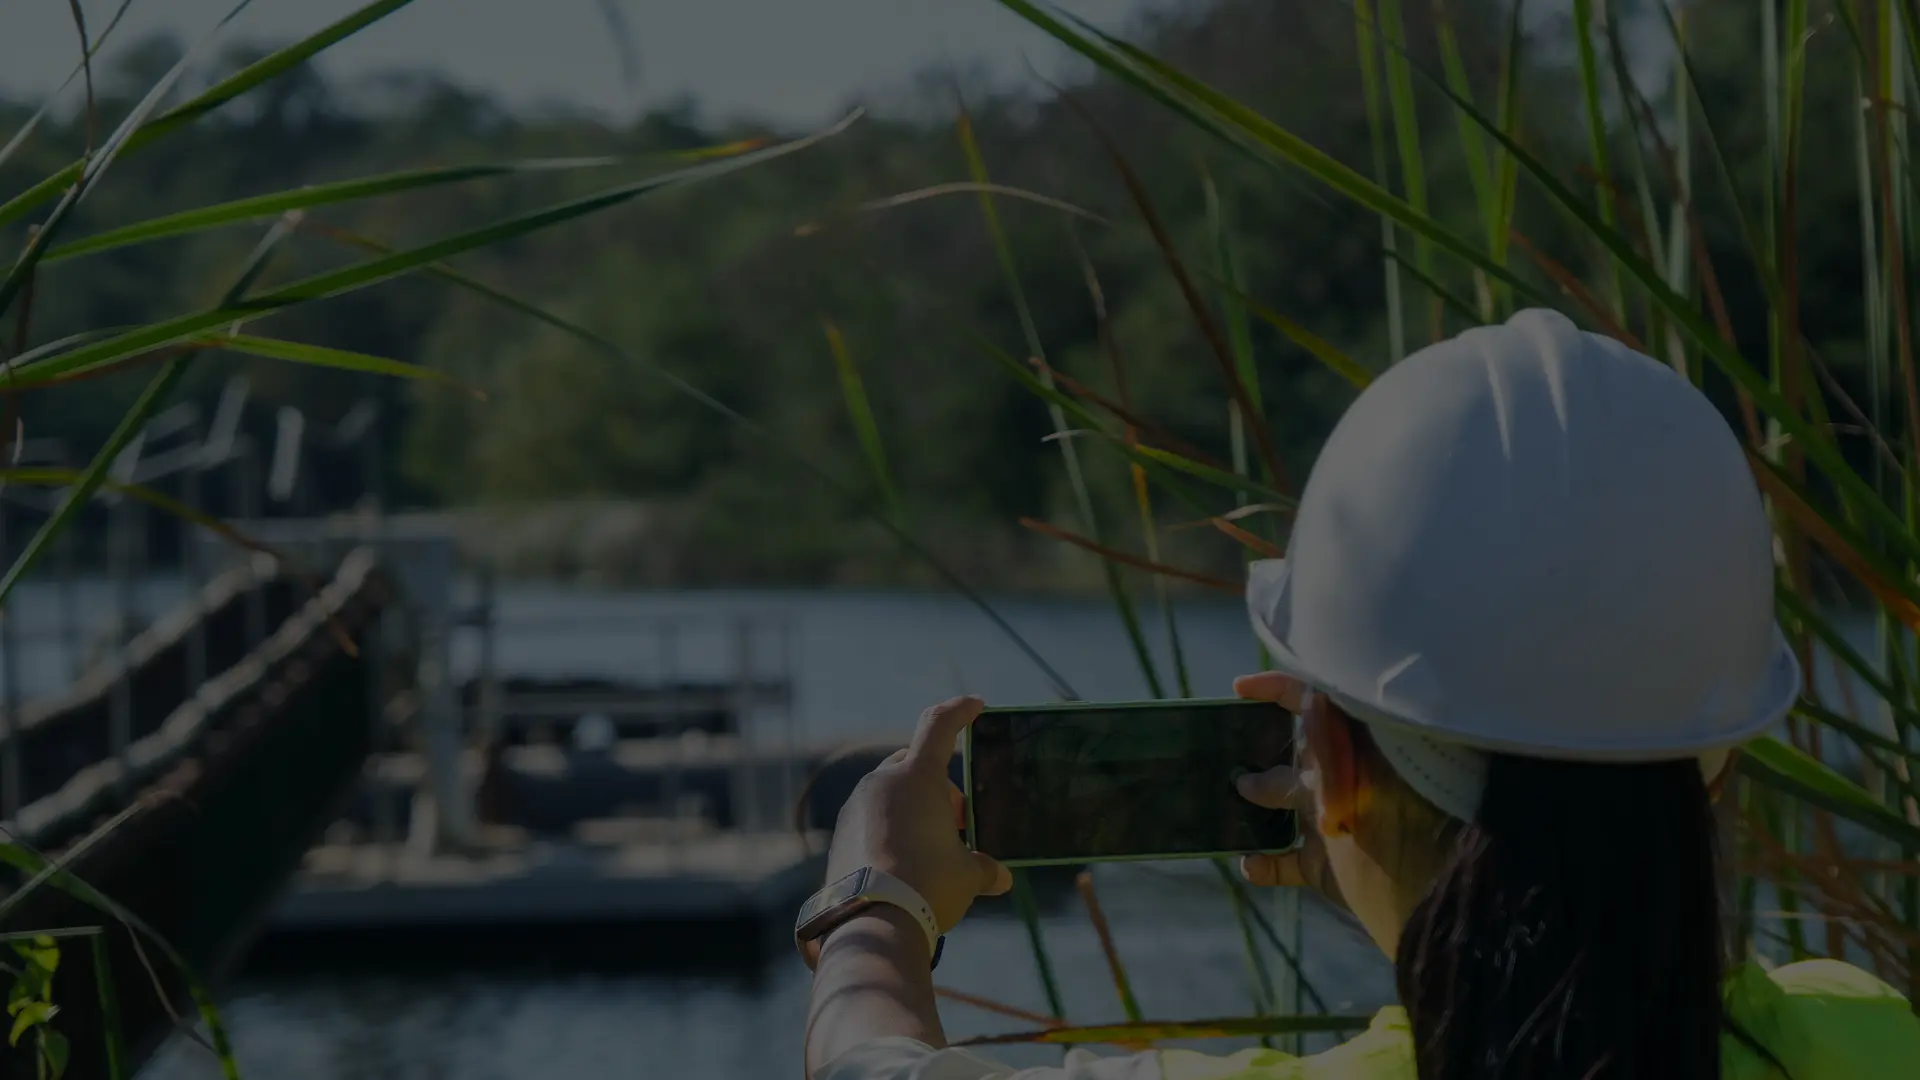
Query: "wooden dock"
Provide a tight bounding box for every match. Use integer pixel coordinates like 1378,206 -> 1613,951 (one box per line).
253,664 -> 843,975
254,825 -> 827,974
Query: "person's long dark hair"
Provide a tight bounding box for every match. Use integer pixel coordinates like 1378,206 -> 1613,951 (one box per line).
1394,751 -> 1733,1080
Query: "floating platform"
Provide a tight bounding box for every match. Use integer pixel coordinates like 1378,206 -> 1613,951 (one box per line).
252,824 -> 828,975
457,674 -> 795,744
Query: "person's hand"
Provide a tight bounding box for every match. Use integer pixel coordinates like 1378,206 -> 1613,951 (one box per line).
825,696 -> 1013,933
1231,672 -> 1348,913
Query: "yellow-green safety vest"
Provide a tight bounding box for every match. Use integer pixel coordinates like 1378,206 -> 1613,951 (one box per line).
1142,961 -> 1920,1080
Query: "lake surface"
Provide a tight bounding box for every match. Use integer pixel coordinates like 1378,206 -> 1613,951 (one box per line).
142,868 -> 1395,1080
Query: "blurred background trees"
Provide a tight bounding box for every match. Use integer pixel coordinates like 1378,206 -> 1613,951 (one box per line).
7,0 -> 1830,587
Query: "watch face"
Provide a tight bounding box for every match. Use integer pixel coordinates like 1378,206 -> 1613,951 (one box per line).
796,867 -> 871,936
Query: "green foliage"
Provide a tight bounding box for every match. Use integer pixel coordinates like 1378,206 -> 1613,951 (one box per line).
7,936 -> 69,1080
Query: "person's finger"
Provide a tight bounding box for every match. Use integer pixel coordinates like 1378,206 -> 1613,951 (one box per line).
1240,852 -> 1309,888
881,748 -> 911,769
1233,672 -> 1306,712
1236,763 -> 1309,810
949,784 -> 966,832
906,696 -> 984,774
974,852 -> 1013,896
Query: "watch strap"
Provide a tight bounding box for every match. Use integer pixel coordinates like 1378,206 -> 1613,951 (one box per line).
796,867 -> 943,967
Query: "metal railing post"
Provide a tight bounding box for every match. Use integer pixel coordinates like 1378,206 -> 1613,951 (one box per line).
57,522 -> 80,682
418,613 -> 474,854
660,622 -> 683,857
781,613 -> 798,843
733,617 -> 759,834
478,565 -> 500,744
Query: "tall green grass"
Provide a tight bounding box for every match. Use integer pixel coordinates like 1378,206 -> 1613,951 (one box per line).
888,0 -> 1920,1051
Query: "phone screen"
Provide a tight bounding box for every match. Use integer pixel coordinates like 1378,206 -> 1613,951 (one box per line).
965,699 -> 1296,865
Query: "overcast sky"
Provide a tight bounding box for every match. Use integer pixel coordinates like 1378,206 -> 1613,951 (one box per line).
0,0 -> 1186,126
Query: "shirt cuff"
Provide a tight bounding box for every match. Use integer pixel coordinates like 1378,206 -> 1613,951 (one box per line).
815,1037 -> 1015,1080
814,1037 -> 1171,1080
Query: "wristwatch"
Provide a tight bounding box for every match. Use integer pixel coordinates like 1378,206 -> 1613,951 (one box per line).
795,866 -> 945,971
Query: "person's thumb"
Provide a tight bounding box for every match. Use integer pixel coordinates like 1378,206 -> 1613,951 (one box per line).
1236,763 -> 1308,810
1240,851 -> 1309,889
974,852 -> 1013,897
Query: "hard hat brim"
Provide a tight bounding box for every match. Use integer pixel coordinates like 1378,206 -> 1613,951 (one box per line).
1246,558 -> 1802,763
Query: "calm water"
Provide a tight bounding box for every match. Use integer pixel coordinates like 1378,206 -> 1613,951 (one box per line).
142,870 -> 1395,1080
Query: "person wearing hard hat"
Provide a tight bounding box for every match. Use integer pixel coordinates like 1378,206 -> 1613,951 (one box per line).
798,310 -> 1920,1080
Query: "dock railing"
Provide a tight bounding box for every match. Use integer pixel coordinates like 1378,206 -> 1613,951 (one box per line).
458,578 -> 802,848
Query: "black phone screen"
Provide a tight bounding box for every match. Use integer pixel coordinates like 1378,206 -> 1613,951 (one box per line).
965,699 -> 1297,864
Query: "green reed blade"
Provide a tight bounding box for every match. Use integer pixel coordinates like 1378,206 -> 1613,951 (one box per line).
0,213 -> 296,606
822,321 -> 901,522
1489,0 -> 1526,318
1375,0 -> 1434,340
1776,587 -> 1919,725
8,118 -> 853,388
1432,0 -> 1493,238
1206,176 -> 1261,420
955,324 -> 1281,522
1856,58 -> 1889,448
1736,775 -> 1759,961
1570,0 -> 1624,320
0,0 -> 425,234
1794,697 -> 1920,766
1127,443 -> 1292,507
1134,432 -> 1187,699
1351,0 -> 1407,362
1653,2 -> 1777,305
41,157 -> 626,265
1758,785 -> 1810,961
1608,14 -> 1666,267
1210,280 -> 1371,389
1600,2 -> 1672,332
1791,703 -> 1920,807
1386,247 -> 1481,329
89,934 -> 125,1080
1202,870 -> 1329,1015
1011,871 -> 1067,1022
0,0 -> 257,319
208,334 -> 476,391
0,467 -> 279,566
1073,236 -> 1176,699
1741,736 -> 1920,851
1212,859 -> 1277,1046
958,1011 -> 1371,1047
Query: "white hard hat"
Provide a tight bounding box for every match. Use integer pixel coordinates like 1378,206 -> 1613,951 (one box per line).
1247,309 -> 1800,820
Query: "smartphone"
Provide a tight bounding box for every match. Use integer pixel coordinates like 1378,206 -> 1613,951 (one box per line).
963,698 -> 1298,867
